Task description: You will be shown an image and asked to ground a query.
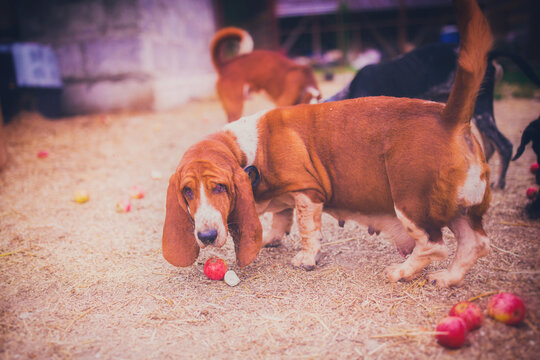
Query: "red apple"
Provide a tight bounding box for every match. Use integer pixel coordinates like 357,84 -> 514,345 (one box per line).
526,187 -> 538,200
116,199 -> 131,213
487,292 -> 526,325
129,185 -> 145,199
530,162 -> 539,174
37,150 -> 49,158
99,115 -> 110,125
204,256 -> 227,280
449,301 -> 483,331
436,316 -> 468,349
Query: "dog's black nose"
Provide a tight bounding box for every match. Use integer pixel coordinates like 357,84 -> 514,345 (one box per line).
197,229 -> 218,245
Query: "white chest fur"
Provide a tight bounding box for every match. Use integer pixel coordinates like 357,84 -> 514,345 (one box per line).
223,110 -> 267,166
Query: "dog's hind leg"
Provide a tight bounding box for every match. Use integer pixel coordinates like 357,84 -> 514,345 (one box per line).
474,112 -> 513,189
217,79 -> 244,122
263,208 -> 294,248
291,193 -> 323,271
428,214 -> 489,287
386,208 -> 448,283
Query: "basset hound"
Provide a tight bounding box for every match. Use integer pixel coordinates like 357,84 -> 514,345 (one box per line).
211,27 -> 322,122
163,0 -> 493,287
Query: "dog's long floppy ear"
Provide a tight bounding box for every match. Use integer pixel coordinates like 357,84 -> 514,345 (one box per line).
162,174 -> 200,266
228,166 -> 262,267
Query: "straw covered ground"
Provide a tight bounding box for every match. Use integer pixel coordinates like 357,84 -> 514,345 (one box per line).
1,73 -> 539,359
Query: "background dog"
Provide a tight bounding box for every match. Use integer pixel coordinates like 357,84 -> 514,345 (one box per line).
163,0 -> 494,288
512,115 -> 540,218
326,43 -> 540,190
211,27 -> 321,122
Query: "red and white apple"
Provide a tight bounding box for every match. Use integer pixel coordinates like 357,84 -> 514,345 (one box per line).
129,185 -> 145,199
449,301 -> 483,331
487,292 -> 526,325
116,199 -> 131,213
436,316 -> 469,349
204,256 -> 227,280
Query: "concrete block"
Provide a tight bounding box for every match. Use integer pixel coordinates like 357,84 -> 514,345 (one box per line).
104,0 -> 140,30
84,36 -> 144,77
150,41 -> 180,75
62,2 -> 106,38
54,43 -> 84,79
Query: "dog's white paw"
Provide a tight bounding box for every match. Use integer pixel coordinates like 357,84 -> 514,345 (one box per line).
427,270 -> 464,288
385,262 -> 422,283
291,250 -> 320,271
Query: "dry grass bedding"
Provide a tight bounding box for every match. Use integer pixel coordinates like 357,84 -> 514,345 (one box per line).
1,74 -> 539,359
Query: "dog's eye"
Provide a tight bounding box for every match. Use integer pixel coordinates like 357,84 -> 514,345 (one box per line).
183,187 -> 194,200
213,184 -> 227,194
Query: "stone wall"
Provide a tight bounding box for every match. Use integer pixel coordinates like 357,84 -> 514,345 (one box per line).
18,0 -> 217,114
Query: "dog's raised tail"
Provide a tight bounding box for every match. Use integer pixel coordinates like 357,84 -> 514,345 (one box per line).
441,0 -> 494,128
210,27 -> 254,73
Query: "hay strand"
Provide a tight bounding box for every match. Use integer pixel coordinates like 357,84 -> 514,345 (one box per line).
499,220 -> 540,228
64,306 -> 97,334
146,292 -> 174,306
524,319 -> 539,337
490,244 -> 519,257
321,237 -> 359,247
371,330 -> 446,338
467,291 -> 498,302
0,250 -> 24,257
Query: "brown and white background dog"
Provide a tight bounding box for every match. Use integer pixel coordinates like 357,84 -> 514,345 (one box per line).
211,27 -> 322,122
163,0 -> 493,287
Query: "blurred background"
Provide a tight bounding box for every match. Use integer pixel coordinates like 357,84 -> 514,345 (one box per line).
0,0 -> 538,119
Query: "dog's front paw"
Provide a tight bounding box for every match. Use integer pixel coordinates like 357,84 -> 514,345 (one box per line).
427,270 -> 464,288
291,250 -> 321,271
385,262 -> 422,283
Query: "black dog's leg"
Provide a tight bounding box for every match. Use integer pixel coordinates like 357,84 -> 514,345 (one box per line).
473,62 -> 513,189
473,112 -> 513,189
526,198 -> 540,219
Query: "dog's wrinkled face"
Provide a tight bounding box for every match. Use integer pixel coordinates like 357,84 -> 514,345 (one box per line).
163,137 -> 262,268
179,161 -> 233,249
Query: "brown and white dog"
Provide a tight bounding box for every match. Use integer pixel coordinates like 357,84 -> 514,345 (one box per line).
211,27 -> 322,122
164,0 -> 493,287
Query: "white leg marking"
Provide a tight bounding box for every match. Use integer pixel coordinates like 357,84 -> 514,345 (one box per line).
428,216 -> 489,287
386,208 -> 448,282
292,193 -> 322,270
306,86 -> 321,104
458,164 -> 486,206
263,209 -> 294,247
224,110 -> 267,166
193,184 -> 227,248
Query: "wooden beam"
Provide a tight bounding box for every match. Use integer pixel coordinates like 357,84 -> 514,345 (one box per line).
311,16 -> 321,57
281,16 -> 309,54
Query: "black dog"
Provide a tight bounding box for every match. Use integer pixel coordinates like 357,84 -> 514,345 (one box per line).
326,42 -> 540,189
513,116 -> 540,218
